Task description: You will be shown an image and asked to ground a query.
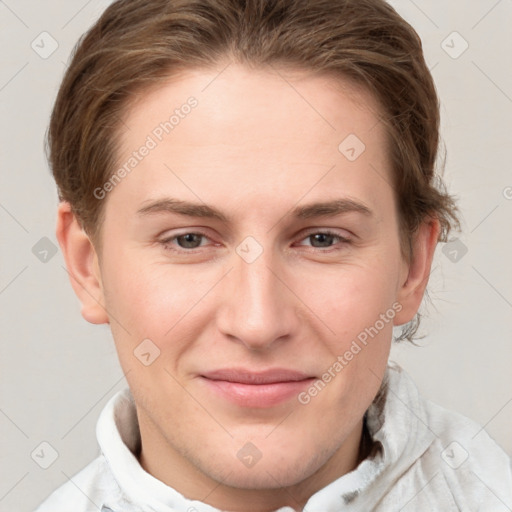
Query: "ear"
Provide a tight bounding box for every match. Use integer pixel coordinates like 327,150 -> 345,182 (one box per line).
56,201 -> 109,325
394,217 -> 441,326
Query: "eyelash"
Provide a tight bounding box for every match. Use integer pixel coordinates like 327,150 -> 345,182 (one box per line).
159,229 -> 352,253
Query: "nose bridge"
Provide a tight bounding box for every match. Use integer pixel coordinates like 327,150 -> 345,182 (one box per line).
218,240 -> 294,350
238,247 -> 278,310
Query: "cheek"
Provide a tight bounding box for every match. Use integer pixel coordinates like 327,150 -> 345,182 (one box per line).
101,261 -> 207,403
100,255 -> 208,357
297,268 -> 395,425
298,261 -> 399,339
103,249 -> 202,320
296,262 -> 397,404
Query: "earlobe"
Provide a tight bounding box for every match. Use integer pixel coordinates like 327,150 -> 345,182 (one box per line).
56,202 -> 109,325
394,218 -> 441,326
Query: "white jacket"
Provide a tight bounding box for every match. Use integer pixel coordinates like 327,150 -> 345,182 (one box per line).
34,364 -> 512,511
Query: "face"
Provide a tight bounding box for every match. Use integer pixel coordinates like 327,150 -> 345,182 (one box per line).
74,64 -> 421,505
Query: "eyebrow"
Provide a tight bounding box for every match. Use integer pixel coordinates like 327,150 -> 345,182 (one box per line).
136,197 -> 373,222
137,198 -> 229,222
293,198 -> 372,219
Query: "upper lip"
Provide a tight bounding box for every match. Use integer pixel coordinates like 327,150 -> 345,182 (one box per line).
201,368 -> 314,385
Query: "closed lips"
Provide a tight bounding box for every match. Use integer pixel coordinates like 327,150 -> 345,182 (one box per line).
201,368 -> 314,384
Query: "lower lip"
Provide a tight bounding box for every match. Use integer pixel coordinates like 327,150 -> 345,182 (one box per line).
201,377 -> 315,408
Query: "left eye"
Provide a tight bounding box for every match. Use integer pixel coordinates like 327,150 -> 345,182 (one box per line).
297,232 -> 349,248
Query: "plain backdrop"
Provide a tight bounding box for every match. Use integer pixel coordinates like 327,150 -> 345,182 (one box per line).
1,0 -> 511,510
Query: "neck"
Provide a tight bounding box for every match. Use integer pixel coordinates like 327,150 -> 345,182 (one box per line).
138,415 -> 368,512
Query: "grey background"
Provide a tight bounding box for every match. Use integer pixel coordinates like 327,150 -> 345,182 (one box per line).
1,0 -> 511,510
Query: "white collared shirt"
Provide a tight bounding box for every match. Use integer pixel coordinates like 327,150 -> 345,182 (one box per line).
34,364 -> 512,511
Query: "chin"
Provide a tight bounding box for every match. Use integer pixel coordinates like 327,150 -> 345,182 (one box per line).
198,444 -> 332,490
217,463 -> 308,490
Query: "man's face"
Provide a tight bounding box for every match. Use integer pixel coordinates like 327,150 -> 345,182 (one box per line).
93,64 -> 411,498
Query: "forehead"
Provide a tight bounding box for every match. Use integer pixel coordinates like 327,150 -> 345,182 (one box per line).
110,64 -> 393,217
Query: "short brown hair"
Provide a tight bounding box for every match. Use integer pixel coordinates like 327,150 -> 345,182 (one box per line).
46,0 -> 460,339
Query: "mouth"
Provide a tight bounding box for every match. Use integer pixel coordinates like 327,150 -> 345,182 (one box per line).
199,368 -> 316,408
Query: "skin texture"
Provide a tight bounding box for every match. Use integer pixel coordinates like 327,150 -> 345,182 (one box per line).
57,63 -> 440,512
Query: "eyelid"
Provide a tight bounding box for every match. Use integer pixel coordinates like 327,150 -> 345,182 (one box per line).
302,227 -> 351,236
297,228 -> 352,242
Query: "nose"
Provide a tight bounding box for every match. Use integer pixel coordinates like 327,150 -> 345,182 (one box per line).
216,245 -> 298,351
